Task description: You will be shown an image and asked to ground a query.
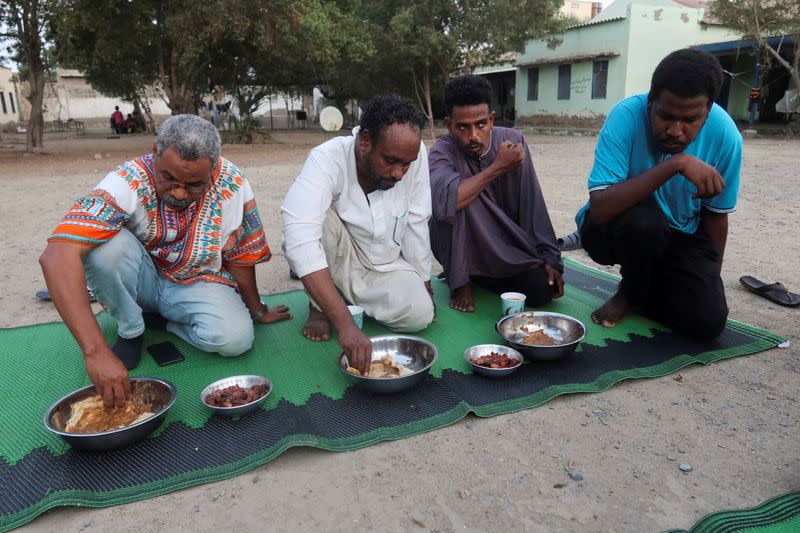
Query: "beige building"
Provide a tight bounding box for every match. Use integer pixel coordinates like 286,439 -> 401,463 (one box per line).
0,66 -> 24,124
42,68 -> 171,124
559,0 -> 603,22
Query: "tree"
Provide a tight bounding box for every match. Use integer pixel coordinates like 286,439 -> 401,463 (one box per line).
209,0 -> 373,133
449,0 -> 565,74
60,0 -> 371,126
0,0 -> 64,150
710,0 -> 800,92
324,0 -> 564,138
57,0 -> 160,131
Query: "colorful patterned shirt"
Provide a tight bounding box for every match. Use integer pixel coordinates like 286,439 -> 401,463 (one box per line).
49,154 -> 271,286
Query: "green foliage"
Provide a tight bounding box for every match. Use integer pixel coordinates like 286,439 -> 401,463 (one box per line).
449,0 -> 565,72
710,0 -> 800,37
709,0 -> 800,89
321,0 -> 564,119
1,0 -> 65,149
59,0 -> 371,116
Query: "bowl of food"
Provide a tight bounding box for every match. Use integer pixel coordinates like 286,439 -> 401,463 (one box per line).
43,377 -> 177,451
496,311 -> 586,361
336,335 -> 438,394
464,344 -> 524,377
200,375 -> 272,417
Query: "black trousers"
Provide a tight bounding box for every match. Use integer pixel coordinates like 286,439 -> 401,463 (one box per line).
472,266 -> 554,307
580,198 -> 728,341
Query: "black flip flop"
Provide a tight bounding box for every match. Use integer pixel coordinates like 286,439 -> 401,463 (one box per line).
739,276 -> 800,307
36,287 -> 98,303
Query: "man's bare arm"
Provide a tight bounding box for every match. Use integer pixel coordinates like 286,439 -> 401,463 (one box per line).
39,242 -> 130,407
301,268 -> 371,374
700,211 -> 728,265
455,141 -> 524,211
589,157 -> 684,224
590,153 -> 726,224
226,264 -> 292,323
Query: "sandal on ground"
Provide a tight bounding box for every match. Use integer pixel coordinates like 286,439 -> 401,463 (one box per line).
739,276 -> 800,307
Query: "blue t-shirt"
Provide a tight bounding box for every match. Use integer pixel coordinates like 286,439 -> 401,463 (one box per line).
575,94 -> 742,234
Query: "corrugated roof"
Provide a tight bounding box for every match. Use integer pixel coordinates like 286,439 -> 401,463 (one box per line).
566,15 -> 626,30
516,50 -> 621,67
673,0 -> 709,8
694,35 -> 796,54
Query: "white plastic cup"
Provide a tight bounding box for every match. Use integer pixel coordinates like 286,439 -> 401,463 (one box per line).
500,292 -> 526,316
347,305 -> 364,329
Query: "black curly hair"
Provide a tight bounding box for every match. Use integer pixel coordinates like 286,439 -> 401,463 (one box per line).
358,94 -> 426,143
649,49 -> 723,108
444,75 -> 492,117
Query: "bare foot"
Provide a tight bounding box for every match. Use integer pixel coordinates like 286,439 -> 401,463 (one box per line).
592,289 -> 630,328
450,283 -> 475,313
303,303 -> 332,341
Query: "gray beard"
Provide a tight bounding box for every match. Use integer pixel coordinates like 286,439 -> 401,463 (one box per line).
162,194 -> 193,209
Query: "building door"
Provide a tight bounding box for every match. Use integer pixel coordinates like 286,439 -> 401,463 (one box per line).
716,56 -> 734,111
759,64 -> 791,122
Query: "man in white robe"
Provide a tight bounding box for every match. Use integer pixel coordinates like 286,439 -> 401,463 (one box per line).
281,95 -> 434,374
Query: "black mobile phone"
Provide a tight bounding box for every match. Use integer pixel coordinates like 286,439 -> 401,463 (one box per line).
147,341 -> 185,366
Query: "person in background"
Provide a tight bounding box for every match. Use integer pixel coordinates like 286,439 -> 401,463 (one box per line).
111,106 -> 125,134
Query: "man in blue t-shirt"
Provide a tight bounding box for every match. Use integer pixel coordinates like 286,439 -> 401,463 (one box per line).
575,49 -> 742,341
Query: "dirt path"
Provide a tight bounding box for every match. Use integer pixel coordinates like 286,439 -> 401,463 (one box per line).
2,131 -> 798,532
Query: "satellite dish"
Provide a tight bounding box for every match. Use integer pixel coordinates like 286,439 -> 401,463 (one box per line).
319,106 -> 344,132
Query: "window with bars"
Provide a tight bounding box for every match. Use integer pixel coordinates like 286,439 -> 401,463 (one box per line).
592,60 -> 608,99
558,64 -> 571,100
527,68 -> 539,101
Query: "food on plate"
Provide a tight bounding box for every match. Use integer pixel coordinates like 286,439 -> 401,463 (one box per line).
346,354 -> 414,378
65,394 -> 154,434
205,383 -> 269,407
521,328 -> 558,346
470,352 -> 521,369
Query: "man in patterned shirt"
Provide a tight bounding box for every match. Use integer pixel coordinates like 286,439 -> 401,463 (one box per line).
40,115 -> 291,407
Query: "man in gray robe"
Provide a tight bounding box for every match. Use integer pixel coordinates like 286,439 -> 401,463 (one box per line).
429,75 -> 563,312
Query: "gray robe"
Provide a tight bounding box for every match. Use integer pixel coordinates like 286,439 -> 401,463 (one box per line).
429,127 -> 562,290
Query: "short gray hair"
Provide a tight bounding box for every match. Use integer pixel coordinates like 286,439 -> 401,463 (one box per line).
155,114 -> 221,165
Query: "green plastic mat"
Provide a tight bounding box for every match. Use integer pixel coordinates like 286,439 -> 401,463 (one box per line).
665,492 -> 800,533
0,258 -> 785,532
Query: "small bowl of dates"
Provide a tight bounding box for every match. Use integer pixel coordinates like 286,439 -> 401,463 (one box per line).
464,344 -> 524,377
200,375 -> 272,416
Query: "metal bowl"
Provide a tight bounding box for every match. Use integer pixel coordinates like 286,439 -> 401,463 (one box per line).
496,311 -> 586,361
336,335 -> 438,394
43,377 -> 177,451
464,344 -> 524,377
200,375 -> 272,417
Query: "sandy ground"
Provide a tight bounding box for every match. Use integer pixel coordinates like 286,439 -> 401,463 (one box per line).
1,129 -> 798,533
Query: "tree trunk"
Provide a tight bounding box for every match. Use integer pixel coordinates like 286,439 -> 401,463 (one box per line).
792,35 -> 800,91
166,90 -> 196,115
764,42 -> 800,94
133,93 -> 156,134
412,69 -> 436,141
423,69 -> 435,141
25,64 -> 46,151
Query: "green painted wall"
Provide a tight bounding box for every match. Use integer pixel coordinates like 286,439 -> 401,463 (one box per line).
514,1 -> 740,120
623,4 -> 738,95
515,19 -> 630,118
724,54 -> 756,121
